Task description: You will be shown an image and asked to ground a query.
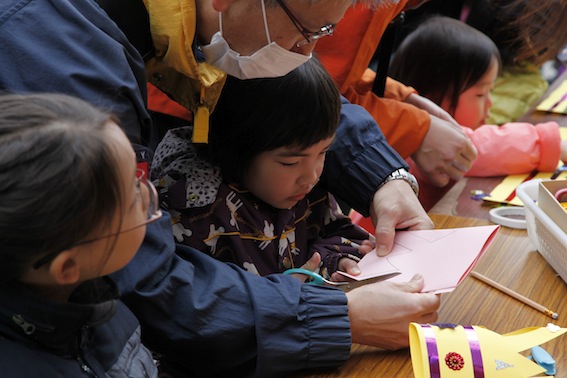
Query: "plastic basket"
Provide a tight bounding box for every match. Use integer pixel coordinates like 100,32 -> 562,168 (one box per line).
516,179 -> 567,284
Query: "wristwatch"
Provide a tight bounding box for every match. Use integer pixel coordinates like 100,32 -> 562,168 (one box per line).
378,168 -> 419,196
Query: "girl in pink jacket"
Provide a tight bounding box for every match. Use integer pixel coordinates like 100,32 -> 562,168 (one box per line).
389,16 -> 567,210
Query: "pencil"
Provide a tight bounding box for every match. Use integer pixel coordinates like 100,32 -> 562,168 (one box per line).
470,271 -> 559,320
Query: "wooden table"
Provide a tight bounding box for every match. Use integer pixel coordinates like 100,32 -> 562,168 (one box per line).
294,214 -> 567,377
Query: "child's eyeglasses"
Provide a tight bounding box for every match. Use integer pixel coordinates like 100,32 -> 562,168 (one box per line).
274,0 -> 335,46
32,169 -> 162,269
133,169 -> 162,227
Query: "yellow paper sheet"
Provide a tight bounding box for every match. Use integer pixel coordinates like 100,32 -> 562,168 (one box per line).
536,80 -> 567,114
410,323 -> 567,378
484,170 -> 567,206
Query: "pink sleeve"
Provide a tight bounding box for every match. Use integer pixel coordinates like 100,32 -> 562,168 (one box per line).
464,122 -> 561,177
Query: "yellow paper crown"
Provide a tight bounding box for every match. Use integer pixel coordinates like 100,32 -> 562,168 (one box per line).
409,323 -> 567,377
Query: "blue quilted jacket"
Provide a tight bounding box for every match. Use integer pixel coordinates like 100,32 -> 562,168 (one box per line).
0,279 -> 157,377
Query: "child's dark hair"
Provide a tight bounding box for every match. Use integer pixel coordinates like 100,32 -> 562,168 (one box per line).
208,58 -> 340,183
0,93 -> 123,283
389,16 -> 501,115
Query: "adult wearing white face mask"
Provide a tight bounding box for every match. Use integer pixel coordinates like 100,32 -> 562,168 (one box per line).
0,0 -> 439,376
201,0 -> 311,79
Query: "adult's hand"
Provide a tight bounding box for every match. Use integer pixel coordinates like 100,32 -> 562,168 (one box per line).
370,180 -> 433,256
412,115 -> 477,187
405,93 -> 459,127
346,274 -> 440,350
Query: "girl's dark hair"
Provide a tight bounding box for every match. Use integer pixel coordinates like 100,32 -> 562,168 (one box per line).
389,16 -> 501,114
0,93 -> 122,283
207,58 -> 340,183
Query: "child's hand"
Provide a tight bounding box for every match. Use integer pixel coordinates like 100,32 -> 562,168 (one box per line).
288,252 -> 321,283
330,239 -> 374,282
331,257 -> 361,282
358,239 -> 375,255
561,140 -> 567,164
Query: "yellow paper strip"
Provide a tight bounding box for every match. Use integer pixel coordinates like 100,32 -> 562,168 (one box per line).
483,171 -> 567,206
484,174 -> 531,205
536,80 -> 567,114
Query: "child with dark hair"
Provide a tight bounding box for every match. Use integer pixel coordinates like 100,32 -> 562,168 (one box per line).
389,16 -> 567,209
398,0 -> 567,124
152,59 -> 371,281
0,93 -> 161,376
391,16 -> 502,124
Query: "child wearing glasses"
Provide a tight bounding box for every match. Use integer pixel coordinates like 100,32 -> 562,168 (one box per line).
388,16 -> 567,210
151,58 -> 372,281
0,93 -> 161,376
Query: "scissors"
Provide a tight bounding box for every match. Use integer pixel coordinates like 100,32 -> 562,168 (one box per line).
283,268 -> 400,292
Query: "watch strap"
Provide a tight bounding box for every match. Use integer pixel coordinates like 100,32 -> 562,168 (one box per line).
378,168 -> 419,196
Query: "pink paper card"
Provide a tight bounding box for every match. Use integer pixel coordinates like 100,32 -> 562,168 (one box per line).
339,225 -> 500,294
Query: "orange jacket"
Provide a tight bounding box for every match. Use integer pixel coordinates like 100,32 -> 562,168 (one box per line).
147,83 -> 193,121
315,3 -> 431,158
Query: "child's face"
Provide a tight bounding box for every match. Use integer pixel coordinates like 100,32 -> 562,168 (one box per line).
81,122 -> 149,278
243,136 -> 335,209
20,122 -> 152,293
447,57 -> 499,129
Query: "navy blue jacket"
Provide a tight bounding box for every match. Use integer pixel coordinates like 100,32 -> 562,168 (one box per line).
112,212 -> 351,377
0,0 -> 151,146
0,279 -> 157,377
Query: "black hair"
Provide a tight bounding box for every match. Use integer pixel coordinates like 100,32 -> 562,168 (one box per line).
0,93 -> 122,283
208,58 -> 340,184
389,16 -> 501,114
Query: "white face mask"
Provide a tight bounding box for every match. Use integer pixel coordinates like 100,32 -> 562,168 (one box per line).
201,0 -> 311,79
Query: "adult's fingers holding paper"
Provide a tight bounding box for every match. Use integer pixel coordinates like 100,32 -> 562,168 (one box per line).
371,181 -> 433,257
346,275 -> 440,350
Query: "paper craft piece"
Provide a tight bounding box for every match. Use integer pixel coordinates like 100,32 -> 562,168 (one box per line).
338,225 -> 499,294
484,170 -> 567,206
536,80 -> 567,114
410,323 -> 567,377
